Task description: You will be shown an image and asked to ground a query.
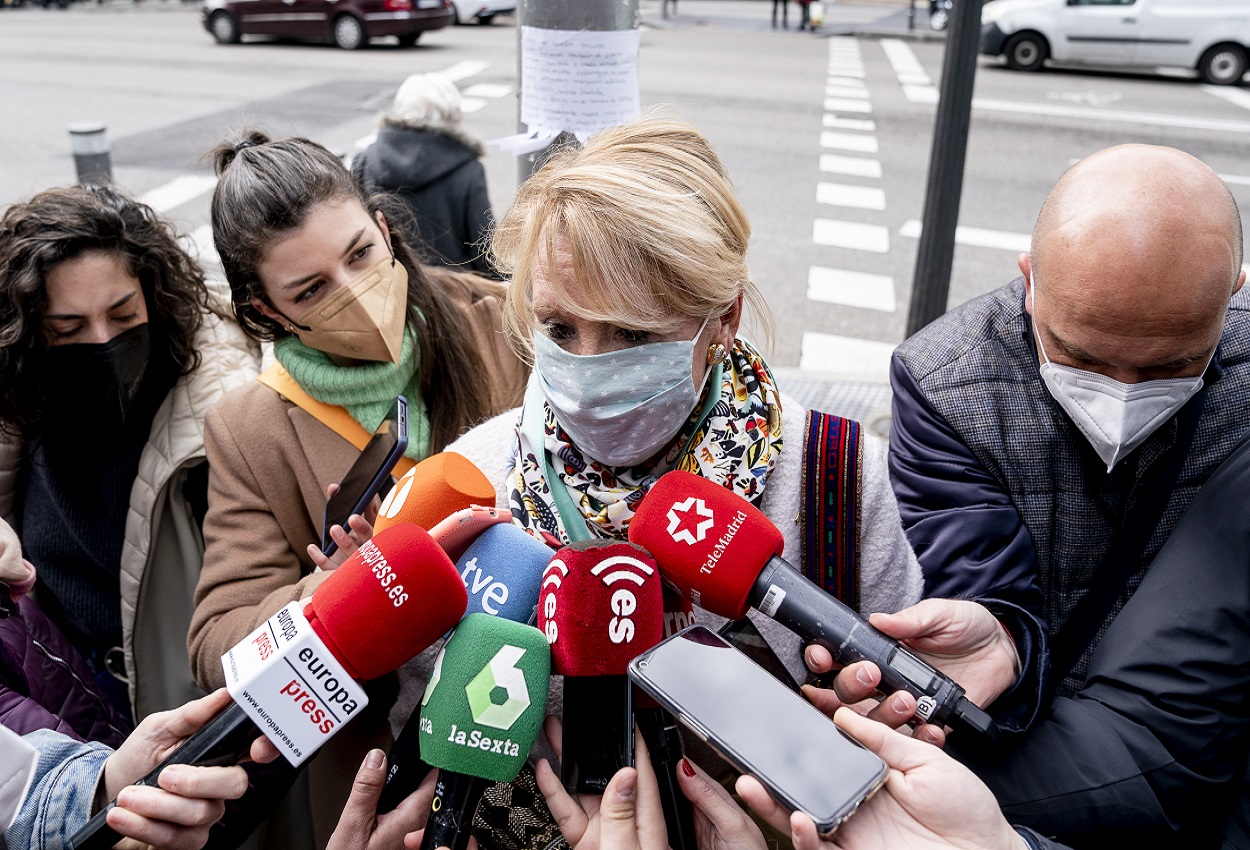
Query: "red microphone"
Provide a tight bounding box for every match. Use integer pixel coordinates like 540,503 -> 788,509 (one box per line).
629,471 -> 998,741
538,540 -> 662,793
70,524 -> 468,850
374,451 -> 497,534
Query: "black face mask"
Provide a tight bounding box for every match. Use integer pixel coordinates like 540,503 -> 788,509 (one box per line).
42,323 -> 152,425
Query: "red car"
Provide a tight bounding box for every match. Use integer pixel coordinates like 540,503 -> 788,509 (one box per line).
202,0 -> 453,48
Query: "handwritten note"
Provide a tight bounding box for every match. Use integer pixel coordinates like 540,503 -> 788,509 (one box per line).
520,26 -> 641,136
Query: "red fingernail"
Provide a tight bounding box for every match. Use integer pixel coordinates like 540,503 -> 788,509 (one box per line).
681,758 -> 696,777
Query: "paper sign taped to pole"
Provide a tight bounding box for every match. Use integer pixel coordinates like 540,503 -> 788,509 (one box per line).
519,26 -> 641,136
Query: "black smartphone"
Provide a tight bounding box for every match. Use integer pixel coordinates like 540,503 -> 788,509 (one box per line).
321,395 -> 408,557
629,625 -> 887,835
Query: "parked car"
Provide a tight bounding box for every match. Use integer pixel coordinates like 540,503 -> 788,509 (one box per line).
981,0 -> 1250,85
449,0 -> 511,24
201,0 -> 453,48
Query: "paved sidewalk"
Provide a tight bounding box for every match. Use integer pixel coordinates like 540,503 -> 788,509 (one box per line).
639,0 -> 947,40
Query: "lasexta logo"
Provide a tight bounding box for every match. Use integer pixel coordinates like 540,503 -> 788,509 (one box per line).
465,645 -> 530,730
667,497 -> 715,545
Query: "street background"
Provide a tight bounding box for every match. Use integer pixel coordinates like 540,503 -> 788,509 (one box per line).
2,0 -> 1248,430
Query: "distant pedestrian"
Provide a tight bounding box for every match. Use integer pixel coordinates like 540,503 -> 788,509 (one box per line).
353,73 -> 496,277
771,0 -> 788,28
797,0 -> 812,30
662,0 -> 676,18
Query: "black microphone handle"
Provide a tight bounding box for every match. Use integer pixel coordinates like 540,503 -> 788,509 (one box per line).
70,702 -> 260,850
378,706 -> 435,814
750,557 -> 998,741
635,705 -> 697,850
561,674 -> 633,794
419,771 -> 490,850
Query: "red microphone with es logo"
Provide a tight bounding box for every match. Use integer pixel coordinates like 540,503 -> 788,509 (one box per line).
538,539 -> 663,793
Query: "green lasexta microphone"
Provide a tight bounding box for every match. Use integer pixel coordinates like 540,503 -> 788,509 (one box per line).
418,613 -> 551,850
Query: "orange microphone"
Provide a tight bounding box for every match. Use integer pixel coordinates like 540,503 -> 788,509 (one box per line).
374,451 -> 496,533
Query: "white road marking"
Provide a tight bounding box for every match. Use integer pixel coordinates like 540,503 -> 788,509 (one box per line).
820,154 -> 883,178
827,67 -> 866,79
825,98 -> 874,113
438,60 -> 490,81
1220,172 -> 1250,185
817,182 -> 886,210
138,175 -> 218,214
823,115 -> 877,131
187,224 -> 220,269
820,131 -> 879,153
814,219 -> 890,253
800,332 -> 897,380
900,219 -> 1031,252
1202,84 -> 1250,112
904,85 -> 939,103
462,83 -> 512,98
461,97 -> 487,113
808,266 -> 896,312
826,76 -> 867,88
353,132 -> 378,150
826,85 -> 870,99
880,38 -> 928,80
972,98 -> 1250,133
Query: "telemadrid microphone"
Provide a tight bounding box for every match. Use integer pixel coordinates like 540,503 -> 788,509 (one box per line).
70,524 -> 468,850
374,451 -> 497,534
538,539 -> 663,793
628,471 -> 999,741
379,523 -> 552,813
417,614 -> 550,850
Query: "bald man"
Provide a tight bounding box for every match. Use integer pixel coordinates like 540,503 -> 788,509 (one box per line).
882,145 -> 1248,729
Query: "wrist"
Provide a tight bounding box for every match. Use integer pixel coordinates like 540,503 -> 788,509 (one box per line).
95,759 -> 115,814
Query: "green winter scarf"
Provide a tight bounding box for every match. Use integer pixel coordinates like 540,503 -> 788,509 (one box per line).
274,326 -> 429,459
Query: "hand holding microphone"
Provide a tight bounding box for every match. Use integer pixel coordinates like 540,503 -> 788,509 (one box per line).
72,524 -> 468,850
628,472 -> 999,742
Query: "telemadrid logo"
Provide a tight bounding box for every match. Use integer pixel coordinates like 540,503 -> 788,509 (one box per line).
465,645 -> 530,730
667,497 -> 715,545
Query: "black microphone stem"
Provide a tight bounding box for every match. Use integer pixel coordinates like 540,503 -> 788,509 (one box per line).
635,705 -> 697,850
420,772 -> 490,850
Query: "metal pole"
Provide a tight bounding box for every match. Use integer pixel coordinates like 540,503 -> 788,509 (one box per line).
68,122 -> 111,185
904,0 -> 983,338
908,0 -> 915,32
515,0 -> 639,184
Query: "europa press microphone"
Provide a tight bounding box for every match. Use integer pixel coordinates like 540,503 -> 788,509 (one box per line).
373,451 -> 497,534
538,540 -> 663,793
417,613 -> 551,850
628,471 -> 999,741
70,524 -> 469,850
378,522 -> 551,813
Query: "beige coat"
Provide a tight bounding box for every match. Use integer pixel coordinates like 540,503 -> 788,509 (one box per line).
188,269 -> 527,846
0,281 -> 263,720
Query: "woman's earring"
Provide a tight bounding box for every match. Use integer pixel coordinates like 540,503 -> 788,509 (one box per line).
706,342 -> 728,365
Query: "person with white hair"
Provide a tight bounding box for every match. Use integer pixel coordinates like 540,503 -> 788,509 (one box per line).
352,73 -> 496,276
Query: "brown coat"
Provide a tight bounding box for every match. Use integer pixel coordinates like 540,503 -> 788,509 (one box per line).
187,269 -> 526,846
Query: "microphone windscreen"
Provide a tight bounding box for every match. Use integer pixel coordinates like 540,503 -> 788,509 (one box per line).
430,506 -> 512,563
419,613 -> 550,782
375,452 -> 496,534
455,524 -> 552,623
306,524 -> 468,681
628,471 -> 784,620
538,540 -> 664,677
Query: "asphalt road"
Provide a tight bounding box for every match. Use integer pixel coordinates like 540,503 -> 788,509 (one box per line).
1,0 -> 1248,378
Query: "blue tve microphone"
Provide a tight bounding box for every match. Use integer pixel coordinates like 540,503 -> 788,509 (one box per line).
378,523 -> 553,813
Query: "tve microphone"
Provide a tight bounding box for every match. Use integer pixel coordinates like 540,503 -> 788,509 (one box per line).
538,540 -> 663,793
418,614 -> 550,850
628,471 -> 998,741
71,524 -> 468,850
375,451 -> 496,534
378,523 -> 552,813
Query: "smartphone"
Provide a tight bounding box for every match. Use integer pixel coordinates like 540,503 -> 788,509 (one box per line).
427,505 -> 512,562
628,625 -> 887,835
321,395 -> 408,557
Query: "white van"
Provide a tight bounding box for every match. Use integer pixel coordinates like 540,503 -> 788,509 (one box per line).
980,0 -> 1250,85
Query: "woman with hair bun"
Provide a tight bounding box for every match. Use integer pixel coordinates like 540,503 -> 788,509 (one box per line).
0,183 -> 261,725
188,130 -> 527,846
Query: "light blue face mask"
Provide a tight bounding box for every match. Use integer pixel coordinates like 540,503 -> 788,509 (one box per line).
531,320 -> 713,467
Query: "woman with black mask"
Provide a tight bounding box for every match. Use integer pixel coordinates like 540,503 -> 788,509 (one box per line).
0,184 -> 261,726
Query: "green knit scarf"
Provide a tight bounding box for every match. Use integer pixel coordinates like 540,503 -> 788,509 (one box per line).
273,326 -> 429,459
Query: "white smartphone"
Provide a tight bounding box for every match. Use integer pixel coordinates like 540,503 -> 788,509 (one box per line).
628,625 -> 887,835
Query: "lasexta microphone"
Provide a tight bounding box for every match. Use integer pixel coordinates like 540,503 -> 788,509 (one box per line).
628,471 -> 998,741
374,451 -> 496,534
418,614 -> 550,850
379,523 -> 552,813
538,540 -> 663,793
71,524 -> 468,850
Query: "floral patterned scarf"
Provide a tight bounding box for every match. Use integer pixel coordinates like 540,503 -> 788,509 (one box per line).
508,338 -> 784,543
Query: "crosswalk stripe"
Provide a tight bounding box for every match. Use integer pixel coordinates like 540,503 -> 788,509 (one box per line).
800,332 -> 896,380
139,175 -> 218,214
820,131 -> 879,153
462,83 -> 512,98
824,98 -> 873,113
826,85 -> 870,99
817,182 -> 886,210
820,154 -> 883,178
808,266 -> 896,311
438,60 -> 490,81
813,219 -> 890,253
823,114 -> 876,131
899,219 -> 1031,252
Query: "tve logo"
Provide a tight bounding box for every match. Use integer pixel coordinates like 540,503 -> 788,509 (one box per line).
460,556 -> 509,615
667,497 -> 714,545
591,553 -> 655,645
